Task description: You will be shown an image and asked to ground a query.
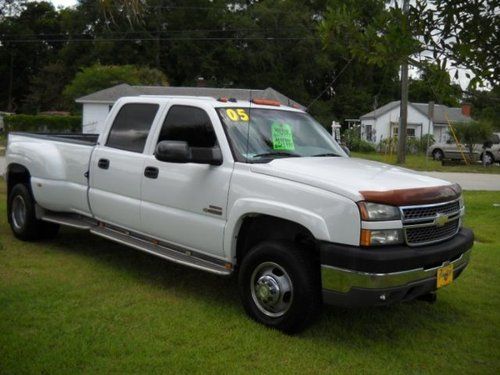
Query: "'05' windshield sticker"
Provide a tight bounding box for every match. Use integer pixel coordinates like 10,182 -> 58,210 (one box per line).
225,108 -> 249,122
271,122 -> 295,151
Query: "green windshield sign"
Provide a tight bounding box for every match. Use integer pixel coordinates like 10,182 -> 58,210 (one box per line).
271,122 -> 295,151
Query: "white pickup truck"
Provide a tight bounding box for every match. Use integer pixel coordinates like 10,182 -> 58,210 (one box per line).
5,96 -> 474,333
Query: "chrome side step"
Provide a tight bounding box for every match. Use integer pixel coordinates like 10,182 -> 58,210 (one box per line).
41,212 -> 96,230
90,225 -> 232,276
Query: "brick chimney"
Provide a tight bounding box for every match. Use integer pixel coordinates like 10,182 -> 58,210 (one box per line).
461,102 -> 471,117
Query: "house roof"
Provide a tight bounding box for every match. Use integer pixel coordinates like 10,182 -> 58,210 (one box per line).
75,83 -> 305,110
360,100 -> 471,124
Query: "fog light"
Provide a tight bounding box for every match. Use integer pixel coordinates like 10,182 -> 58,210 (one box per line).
361,229 -> 404,246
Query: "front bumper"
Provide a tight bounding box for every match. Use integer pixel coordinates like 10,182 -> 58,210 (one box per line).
320,227 -> 474,307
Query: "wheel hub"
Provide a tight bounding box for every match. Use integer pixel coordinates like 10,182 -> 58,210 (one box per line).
255,275 -> 280,306
11,195 -> 27,230
250,262 -> 293,318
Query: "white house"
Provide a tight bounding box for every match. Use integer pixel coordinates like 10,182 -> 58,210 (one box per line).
76,84 -> 304,134
359,101 -> 472,144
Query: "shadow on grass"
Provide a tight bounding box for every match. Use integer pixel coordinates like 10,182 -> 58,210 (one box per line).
30,227 -> 468,342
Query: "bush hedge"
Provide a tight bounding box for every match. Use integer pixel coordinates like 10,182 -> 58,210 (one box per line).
4,114 -> 81,133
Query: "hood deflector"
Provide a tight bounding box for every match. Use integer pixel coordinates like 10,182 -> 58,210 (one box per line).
360,184 -> 462,206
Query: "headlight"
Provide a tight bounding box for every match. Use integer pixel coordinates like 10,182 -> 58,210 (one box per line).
358,202 -> 400,221
459,195 -> 464,208
361,229 -> 404,246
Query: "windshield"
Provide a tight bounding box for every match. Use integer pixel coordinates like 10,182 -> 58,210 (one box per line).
217,107 -> 346,162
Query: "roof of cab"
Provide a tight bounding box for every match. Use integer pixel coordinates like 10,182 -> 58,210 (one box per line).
116,95 -> 306,113
75,83 -> 306,110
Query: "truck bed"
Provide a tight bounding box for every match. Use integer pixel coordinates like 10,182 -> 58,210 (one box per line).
8,132 -> 99,146
7,132 -> 98,216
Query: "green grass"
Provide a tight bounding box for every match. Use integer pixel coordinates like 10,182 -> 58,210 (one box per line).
352,151 -> 500,174
0,134 -> 5,156
0,179 -> 499,374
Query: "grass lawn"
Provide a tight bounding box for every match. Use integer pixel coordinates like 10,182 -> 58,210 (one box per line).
352,151 -> 500,174
0,179 -> 499,374
0,134 -> 5,156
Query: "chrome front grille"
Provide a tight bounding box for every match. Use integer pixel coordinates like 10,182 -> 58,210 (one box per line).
405,220 -> 459,244
400,199 -> 462,246
402,200 -> 460,221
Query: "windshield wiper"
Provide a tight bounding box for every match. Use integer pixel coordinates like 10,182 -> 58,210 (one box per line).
311,153 -> 341,157
252,151 -> 301,158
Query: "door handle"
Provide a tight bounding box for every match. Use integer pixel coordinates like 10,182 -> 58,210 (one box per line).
98,158 -> 110,169
144,166 -> 159,179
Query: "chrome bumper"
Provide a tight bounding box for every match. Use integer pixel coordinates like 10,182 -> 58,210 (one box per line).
321,249 -> 471,293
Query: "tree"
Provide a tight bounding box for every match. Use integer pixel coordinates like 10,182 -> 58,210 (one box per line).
453,120 -> 493,159
23,62 -> 71,113
412,0 -> 499,88
409,63 -> 462,106
0,1 -> 63,111
63,64 -> 168,104
467,86 -> 500,129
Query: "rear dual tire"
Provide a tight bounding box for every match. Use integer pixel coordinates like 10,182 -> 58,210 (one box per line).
238,240 -> 322,334
8,183 -> 59,241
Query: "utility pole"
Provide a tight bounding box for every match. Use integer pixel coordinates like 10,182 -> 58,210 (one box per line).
397,0 -> 410,164
7,52 -> 14,112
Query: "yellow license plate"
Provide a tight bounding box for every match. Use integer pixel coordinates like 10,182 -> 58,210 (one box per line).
437,264 -> 454,288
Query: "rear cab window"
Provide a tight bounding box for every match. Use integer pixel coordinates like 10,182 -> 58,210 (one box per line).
106,103 -> 159,153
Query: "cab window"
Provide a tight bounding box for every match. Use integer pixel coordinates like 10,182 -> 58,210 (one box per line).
157,105 -> 217,147
106,103 -> 159,153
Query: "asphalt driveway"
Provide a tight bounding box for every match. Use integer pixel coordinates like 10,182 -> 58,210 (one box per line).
421,171 -> 500,191
0,156 -> 499,190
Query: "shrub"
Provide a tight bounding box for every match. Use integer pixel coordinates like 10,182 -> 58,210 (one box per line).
419,134 -> 435,153
4,114 -> 81,133
378,137 -> 398,154
343,127 -> 376,152
453,120 -> 493,157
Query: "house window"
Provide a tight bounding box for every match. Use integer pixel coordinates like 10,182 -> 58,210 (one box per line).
392,127 -> 415,137
365,125 -> 373,142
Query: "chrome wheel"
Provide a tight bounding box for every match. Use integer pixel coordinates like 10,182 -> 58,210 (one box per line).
11,195 -> 27,230
250,262 -> 293,318
482,153 -> 493,165
433,149 -> 443,161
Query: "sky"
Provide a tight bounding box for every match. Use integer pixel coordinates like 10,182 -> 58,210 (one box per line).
45,0 -> 77,7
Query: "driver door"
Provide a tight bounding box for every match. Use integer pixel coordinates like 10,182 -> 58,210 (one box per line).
140,104 -> 232,257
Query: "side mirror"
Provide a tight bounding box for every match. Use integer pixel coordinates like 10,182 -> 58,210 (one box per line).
155,140 -> 190,163
155,140 -> 222,166
341,145 -> 351,156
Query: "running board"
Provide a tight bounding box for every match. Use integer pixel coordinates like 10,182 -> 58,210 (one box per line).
90,225 -> 232,276
41,212 -> 96,230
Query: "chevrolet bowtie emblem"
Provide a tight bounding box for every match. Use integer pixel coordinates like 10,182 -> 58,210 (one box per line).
434,213 -> 449,227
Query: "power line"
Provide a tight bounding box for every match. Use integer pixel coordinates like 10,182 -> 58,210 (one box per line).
1,27 -> 316,38
1,36 -> 318,44
306,57 -> 354,110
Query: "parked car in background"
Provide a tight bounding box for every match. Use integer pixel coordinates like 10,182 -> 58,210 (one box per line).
428,132 -> 500,165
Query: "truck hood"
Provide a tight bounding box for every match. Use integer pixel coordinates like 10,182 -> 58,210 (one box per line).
250,157 -> 455,202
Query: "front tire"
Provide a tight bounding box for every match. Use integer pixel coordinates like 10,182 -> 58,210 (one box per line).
8,183 -> 59,241
238,240 -> 321,333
